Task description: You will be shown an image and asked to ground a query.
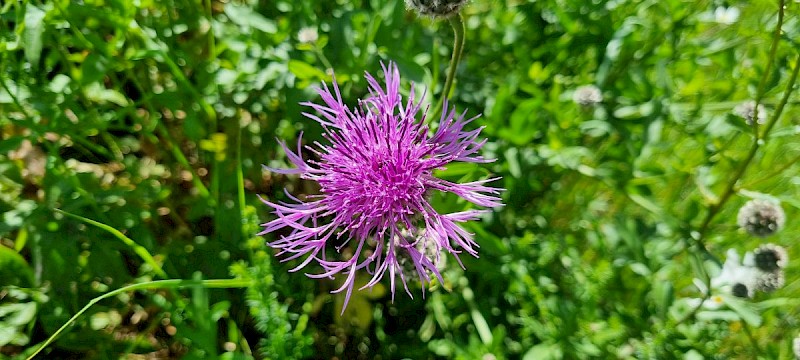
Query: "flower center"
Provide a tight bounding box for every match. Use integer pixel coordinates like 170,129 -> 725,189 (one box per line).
363,155 -> 425,213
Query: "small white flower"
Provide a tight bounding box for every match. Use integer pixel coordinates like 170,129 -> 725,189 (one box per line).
297,27 -> 319,43
710,249 -> 758,291
733,100 -> 768,125
572,85 -> 603,107
714,6 -> 740,25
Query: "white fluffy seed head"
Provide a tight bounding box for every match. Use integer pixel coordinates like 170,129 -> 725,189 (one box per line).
572,85 -> 603,107
737,199 -> 785,237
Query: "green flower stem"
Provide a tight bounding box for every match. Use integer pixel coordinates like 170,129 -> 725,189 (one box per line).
760,54 -> 799,141
236,114 -> 247,218
431,37 -> 441,102
744,151 -> 800,188
431,13 -> 465,122
212,156 -> 222,228
204,0 -> 215,58
462,285 -> 492,345
742,322 -> 764,357
55,209 -> 168,279
25,278 -> 253,360
752,0 -> 786,126
235,112 -> 255,259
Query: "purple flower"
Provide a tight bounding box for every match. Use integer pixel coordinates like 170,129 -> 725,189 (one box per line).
259,62 -> 503,309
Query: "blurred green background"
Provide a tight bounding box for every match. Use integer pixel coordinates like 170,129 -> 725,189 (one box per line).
1,0 -> 799,358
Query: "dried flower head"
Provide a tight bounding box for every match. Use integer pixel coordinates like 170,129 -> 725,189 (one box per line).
753,243 -> 788,272
405,0 -> 468,18
733,100 -> 767,125
737,199 -> 785,237
755,270 -> 785,293
259,62 -> 503,309
572,85 -> 603,107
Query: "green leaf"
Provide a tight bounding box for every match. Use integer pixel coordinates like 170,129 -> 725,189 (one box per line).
80,53 -> 110,85
0,136 -> 25,155
0,245 -> 34,287
288,60 -> 328,81
613,102 -> 654,120
83,82 -> 129,106
523,342 -> 563,360
223,4 -> 277,33
48,74 -> 72,94
0,302 -> 36,326
0,325 -> 29,347
0,80 -> 31,104
23,5 -> 46,66
695,309 -> 741,322
721,294 -> 762,327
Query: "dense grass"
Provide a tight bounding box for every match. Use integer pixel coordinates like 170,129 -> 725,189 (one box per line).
1,0 -> 800,359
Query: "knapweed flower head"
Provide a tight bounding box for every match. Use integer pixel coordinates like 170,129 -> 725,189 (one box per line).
733,100 -> 767,125
405,0 -> 469,18
259,62 -> 503,310
737,199 -> 785,237
754,243 -> 788,272
572,84 -> 603,107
